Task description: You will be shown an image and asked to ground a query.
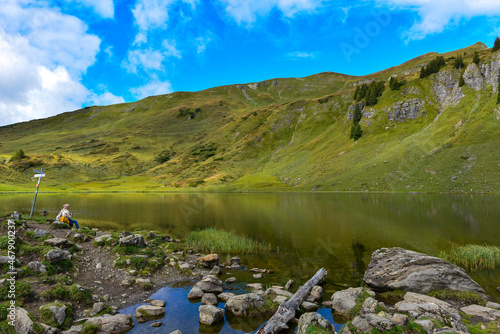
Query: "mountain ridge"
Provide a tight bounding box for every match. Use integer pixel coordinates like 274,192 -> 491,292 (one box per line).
1,41 -> 499,193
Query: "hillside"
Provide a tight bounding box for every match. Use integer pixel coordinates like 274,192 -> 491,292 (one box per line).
1,42 -> 499,193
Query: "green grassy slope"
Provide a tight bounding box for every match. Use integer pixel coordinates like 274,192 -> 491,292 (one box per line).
0,42 -> 499,193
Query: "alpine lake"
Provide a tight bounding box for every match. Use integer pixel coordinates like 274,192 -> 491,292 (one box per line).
1,192 -> 499,333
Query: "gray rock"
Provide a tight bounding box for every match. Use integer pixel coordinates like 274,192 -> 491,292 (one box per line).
351,315 -> 373,333
463,63 -> 485,90
199,305 -> 224,325
479,54 -> 500,92
225,293 -> 265,316
247,283 -> 264,291
135,278 -> 152,287
34,228 -> 51,238
90,302 -> 104,317
209,265 -> 222,275
360,297 -> 378,316
151,321 -> 162,327
391,313 -> 408,327
253,273 -> 262,279
187,287 -> 204,299
331,287 -> 371,316
14,307 -> 34,334
73,233 -> 84,242
27,261 -> 47,274
387,98 -> 425,122
169,331 -> 182,334
194,275 -> 223,294
273,296 -> 288,305
365,313 -> 394,331
178,262 -> 192,271
364,247 -> 486,297
396,292 -> 468,333
486,301 -> 500,310
44,237 -> 70,248
135,305 -> 165,318
13,211 -> 22,220
201,293 -> 218,306
301,301 -> 319,312
215,292 -> 234,303
41,323 -> 60,334
230,257 -> 240,265
306,285 -> 323,302
150,300 -> 166,307
432,70 -> 464,106
414,319 -> 434,334
297,312 -> 335,334
0,255 -> 14,264
460,304 -> 500,321
197,254 -> 219,268
48,304 -> 67,326
84,314 -> 134,333
119,234 -> 146,247
264,287 -> 293,300
225,277 -> 236,284
44,248 -> 72,263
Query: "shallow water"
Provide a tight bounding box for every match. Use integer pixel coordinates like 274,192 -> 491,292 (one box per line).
2,192 -> 499,330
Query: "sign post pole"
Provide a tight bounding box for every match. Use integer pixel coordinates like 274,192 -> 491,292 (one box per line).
30,168 -> 45,218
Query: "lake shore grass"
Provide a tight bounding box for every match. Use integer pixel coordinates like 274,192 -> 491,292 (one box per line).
186,227 -> 271,254
440,244 -> 500,271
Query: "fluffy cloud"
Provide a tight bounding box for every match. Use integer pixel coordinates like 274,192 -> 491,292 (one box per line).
130,77 -> 173,99
0,0 -> 122,126
376,0 -> 500,40
217,0 -> 324,25
286,51 -> 316,59
67,0 -> 115,18
122,40 -> 181,74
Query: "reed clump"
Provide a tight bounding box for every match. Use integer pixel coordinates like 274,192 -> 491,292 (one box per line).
186,227 -> 271,254
439,244 -> 500,271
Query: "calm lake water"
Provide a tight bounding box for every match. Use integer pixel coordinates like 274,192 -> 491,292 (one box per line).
1,192 -> 499,332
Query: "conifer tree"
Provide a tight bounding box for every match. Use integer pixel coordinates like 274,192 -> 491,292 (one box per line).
454,55 -> 465,69
472,52 -> 480,65
350,122 -> 362,140
354,86 -> 360,101
492,37 -> 500,53
459,74 -> 465,87
352,103 -> 362,124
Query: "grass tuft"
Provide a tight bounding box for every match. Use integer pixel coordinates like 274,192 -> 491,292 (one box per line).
186,227 -> 271,254
440,244 -> 500,271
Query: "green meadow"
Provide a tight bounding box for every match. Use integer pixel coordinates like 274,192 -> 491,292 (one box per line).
0,42 -> 499,193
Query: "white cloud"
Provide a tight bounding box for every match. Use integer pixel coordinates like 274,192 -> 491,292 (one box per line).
122,49 -> 166,74
376,0 -> 500,40
162,39 -> 182,58
195,36 -> 212,54
90,92 -> 126,106
286,51 -> 316,59
132,0 -> 196,44
217,0 -> 324,25
66,0 -> 115,18
0,1 -> 123,126
130,77 -> 173,99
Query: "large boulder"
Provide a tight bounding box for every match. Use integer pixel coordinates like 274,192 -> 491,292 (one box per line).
14,307 -> 34,334
331,288 -> 375,316
44,248 -> 72,263
85,314 -> 134,333
119,234 -> 146,247
297,312 -> 335,334
199,305 -> 224,325
364,248 -> 486,297
198,254 -> 219,268
461,304 -> 500,322
134,305 -> 165,318
194,275 -> 223,294
34,228 -> 52,238
27,261 -> 47,274
395,292 -> 468,333
44,237 -> 71,248
225,293 -> 265,317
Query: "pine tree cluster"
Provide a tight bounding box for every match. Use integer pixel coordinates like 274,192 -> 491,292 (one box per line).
420,56 -> 446,78
350,103 -> 363,140
492,37 -> 500,53
354,81 -> 385,106
454,55 -> 465,69
389,77 -> 406,91
472,52 -> 480,65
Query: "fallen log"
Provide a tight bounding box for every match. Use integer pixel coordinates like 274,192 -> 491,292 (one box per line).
256,268 -> 327,334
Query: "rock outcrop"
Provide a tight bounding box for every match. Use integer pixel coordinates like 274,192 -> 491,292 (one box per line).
84,314 -> 134,334
199,305 -> 224,325
225,293 -> 265,317
387,98 -> 425,122
297,312 -> 336,334
363,247 -> 486,297
432,70 -> 464,106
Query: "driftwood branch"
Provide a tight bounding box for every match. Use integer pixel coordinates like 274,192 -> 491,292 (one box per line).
256,268 -> 327,334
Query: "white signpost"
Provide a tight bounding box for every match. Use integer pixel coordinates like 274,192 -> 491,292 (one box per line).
30,168 -> 45,218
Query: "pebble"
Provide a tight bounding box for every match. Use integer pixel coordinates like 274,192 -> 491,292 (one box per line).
151,322 -> 162,327
253,273 -> 262,279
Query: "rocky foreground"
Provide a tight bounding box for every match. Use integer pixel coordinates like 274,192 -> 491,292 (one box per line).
1,211 -> 500,334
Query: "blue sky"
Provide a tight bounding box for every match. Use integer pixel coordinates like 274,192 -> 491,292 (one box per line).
1,0 -> 500,126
